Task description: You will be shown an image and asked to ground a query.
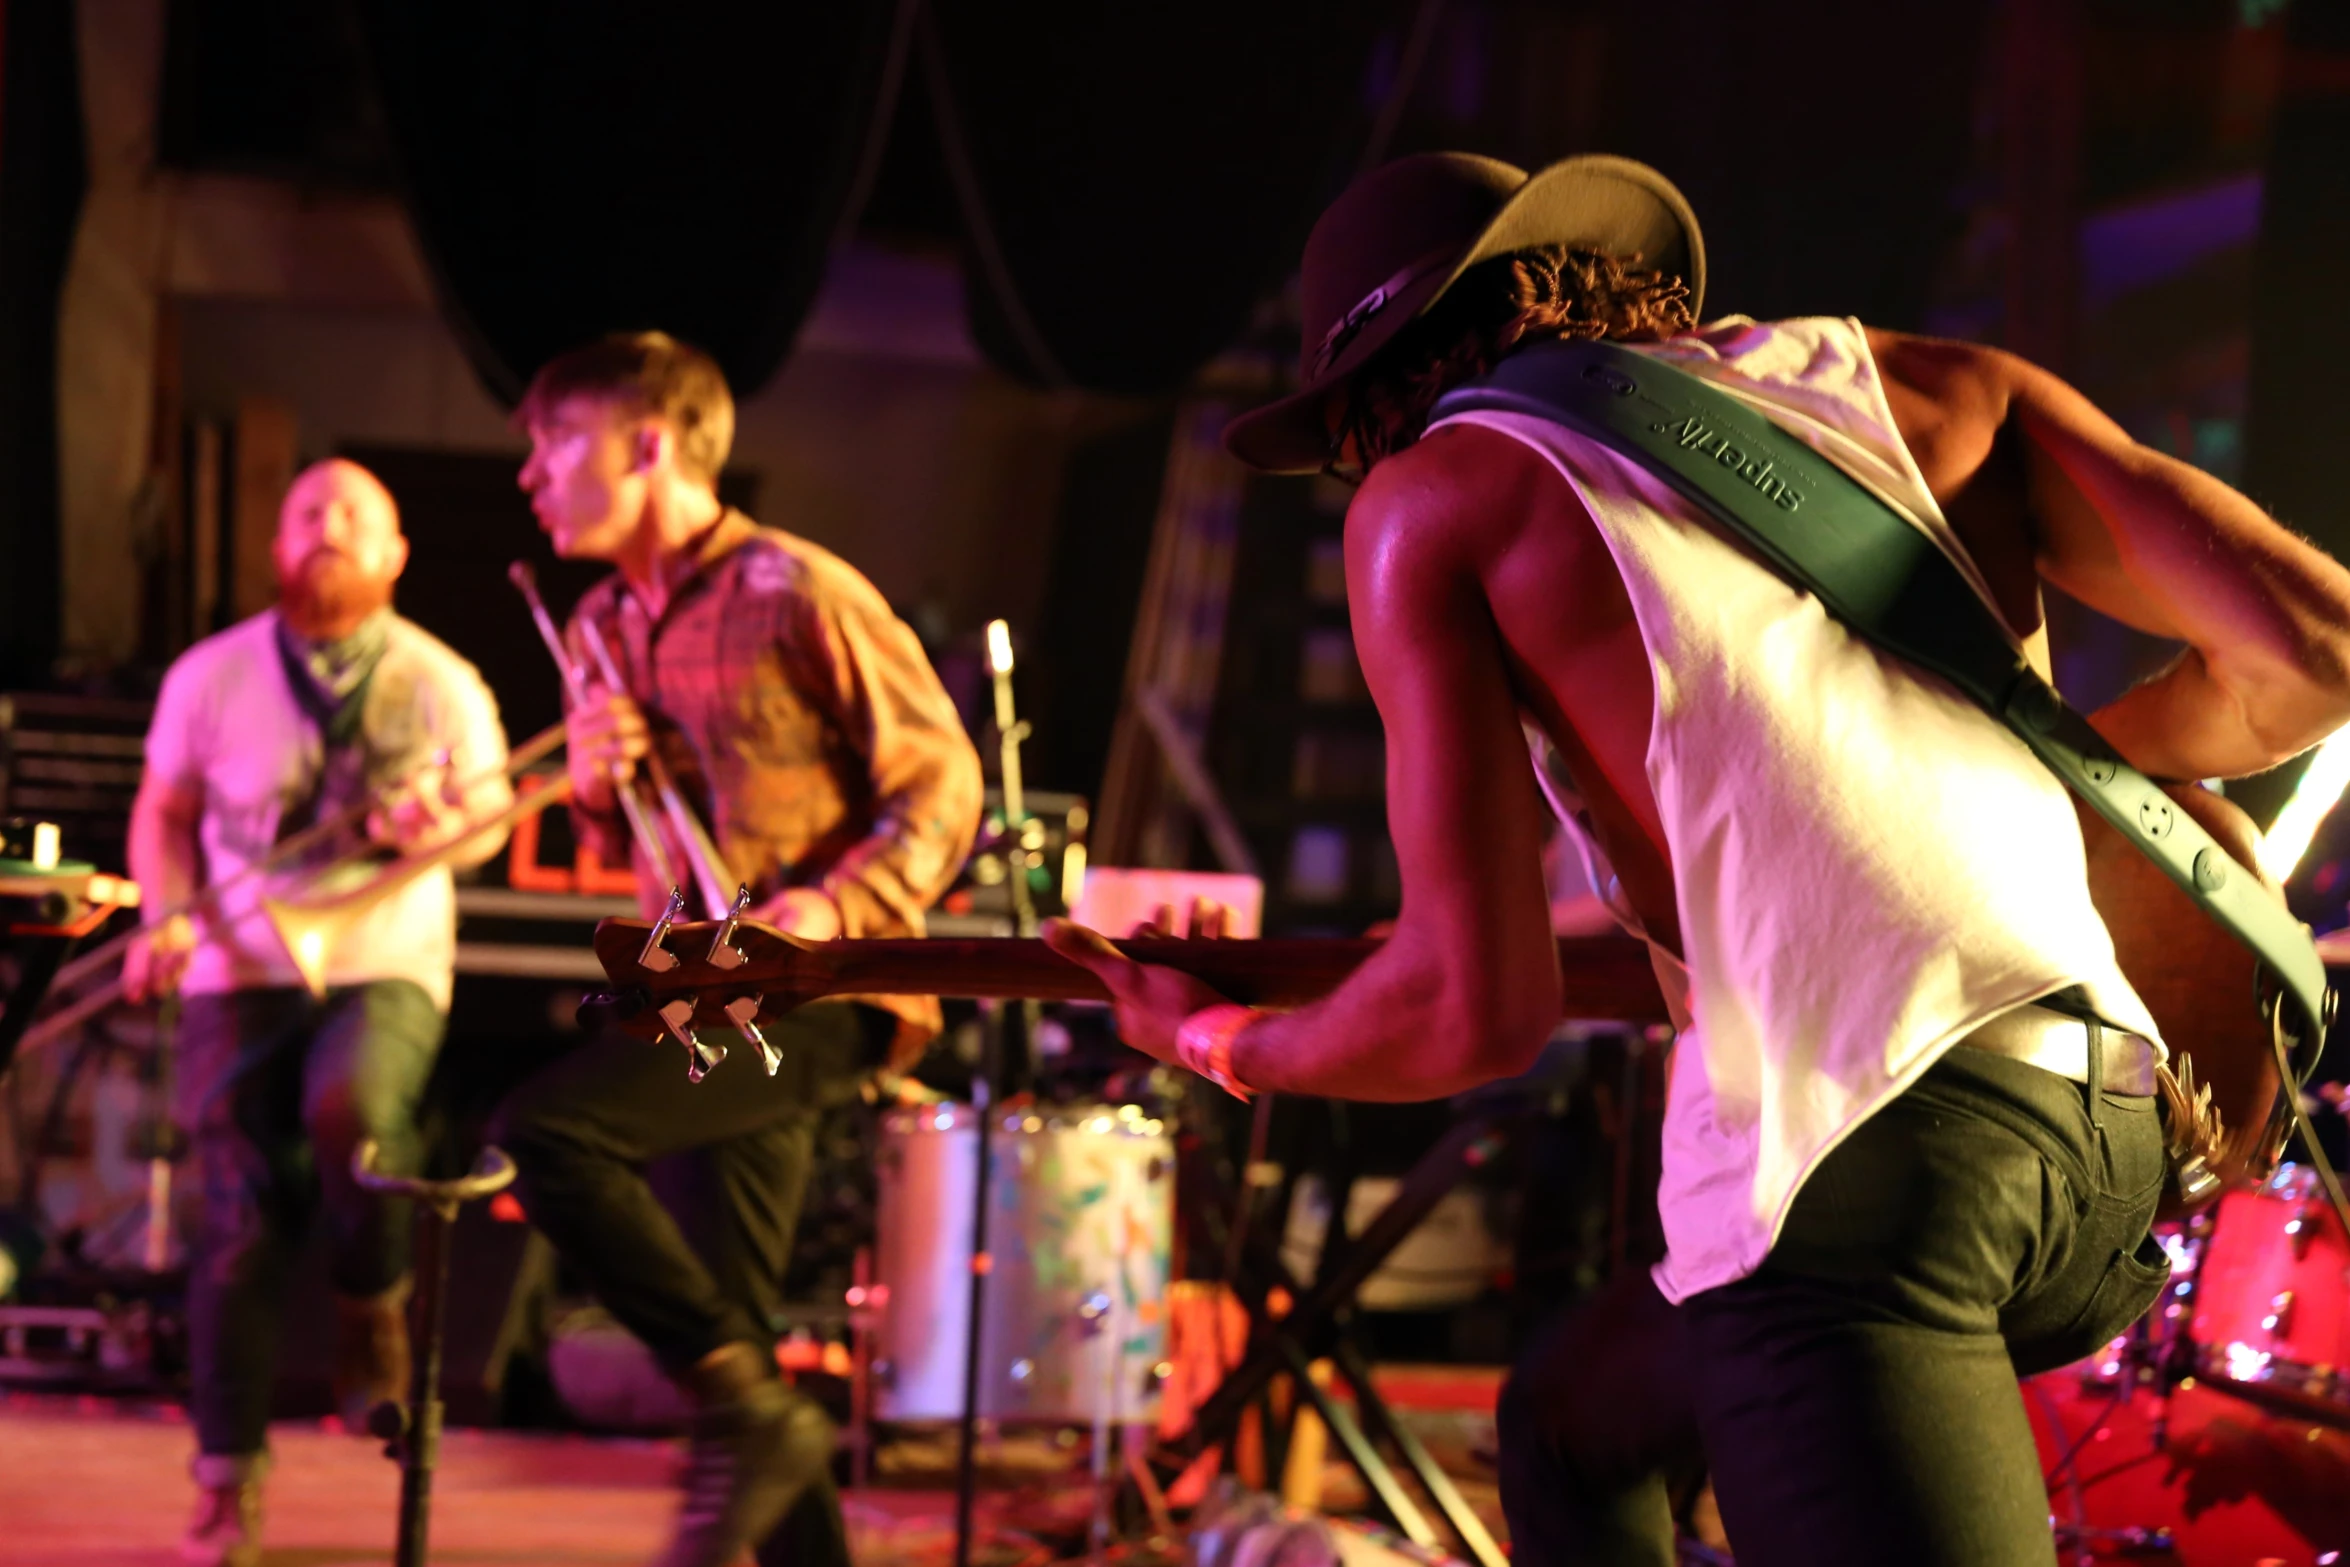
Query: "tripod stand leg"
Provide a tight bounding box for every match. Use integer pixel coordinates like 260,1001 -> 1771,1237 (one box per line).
951,1001 -> 1014,1567
1331,1340 -> 1507,1567
1274,1336 -> 1436,1546
1163,1106 -> 1509,1466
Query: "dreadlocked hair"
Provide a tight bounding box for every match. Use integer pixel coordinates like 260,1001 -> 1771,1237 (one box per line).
1330,246 -> 1695,471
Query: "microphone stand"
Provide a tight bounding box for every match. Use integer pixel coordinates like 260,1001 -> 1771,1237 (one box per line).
952,621 -> 1041,1567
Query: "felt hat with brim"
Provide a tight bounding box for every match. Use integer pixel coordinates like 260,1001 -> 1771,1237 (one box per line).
1223,152 -> 1705,474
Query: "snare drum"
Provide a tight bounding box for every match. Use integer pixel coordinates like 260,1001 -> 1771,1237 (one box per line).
873,1102 -> 1172,1423
2188,1164 -> 2350,1419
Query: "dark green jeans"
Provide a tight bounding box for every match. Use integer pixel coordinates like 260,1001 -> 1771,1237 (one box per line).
1498,1046 -> 2173,1567
177,980 -> 447,1460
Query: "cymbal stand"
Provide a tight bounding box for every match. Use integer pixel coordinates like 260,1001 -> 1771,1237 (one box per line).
2148,1213 -> 2213,1453
951,621 -> 1040,1567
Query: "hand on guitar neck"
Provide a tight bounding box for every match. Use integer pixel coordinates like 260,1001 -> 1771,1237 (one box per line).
583,785 -> 2302,1216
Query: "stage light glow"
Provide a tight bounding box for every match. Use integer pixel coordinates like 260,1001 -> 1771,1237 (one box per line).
2257,731 -> 2350,881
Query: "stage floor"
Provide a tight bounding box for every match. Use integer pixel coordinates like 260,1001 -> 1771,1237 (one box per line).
0,1378 -> 1507,1567
0,1399 -> 1100,1567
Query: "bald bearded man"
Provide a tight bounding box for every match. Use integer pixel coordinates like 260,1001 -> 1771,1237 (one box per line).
127,459 -> 511,1567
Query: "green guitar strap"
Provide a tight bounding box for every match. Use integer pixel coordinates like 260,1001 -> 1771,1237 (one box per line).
1430,338 -> 2333,1082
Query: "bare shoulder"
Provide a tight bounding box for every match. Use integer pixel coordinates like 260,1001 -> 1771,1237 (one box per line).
1345,421 -> 1569,593
1866,324 -> 2137,475
1862,326 -> 2022,423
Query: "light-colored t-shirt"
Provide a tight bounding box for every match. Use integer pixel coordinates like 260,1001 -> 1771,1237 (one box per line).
144,610 -> 509,1011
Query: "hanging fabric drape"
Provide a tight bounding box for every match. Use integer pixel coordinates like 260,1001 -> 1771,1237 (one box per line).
1589,0 -> 1994,329
2226,0 -> 2350,830
922,1 -> 1408,394
355,1 -> 902,405
0,0 -> 87,684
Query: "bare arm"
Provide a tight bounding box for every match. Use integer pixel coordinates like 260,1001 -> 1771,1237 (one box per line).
1881,331 -> 2350,779
2023,372 -> 2350,777
128,775 -> 203,919
1048,443 -> 1562,1101
123,775 -> 204,1001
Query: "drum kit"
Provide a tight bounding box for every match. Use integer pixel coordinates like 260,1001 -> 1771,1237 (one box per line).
2033,1161 -> 2350,1564
872,1098 -> 1175,1427
844,1102 -> 2350,1566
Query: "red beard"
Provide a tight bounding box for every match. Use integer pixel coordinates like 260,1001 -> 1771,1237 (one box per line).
277,549 -> 395,641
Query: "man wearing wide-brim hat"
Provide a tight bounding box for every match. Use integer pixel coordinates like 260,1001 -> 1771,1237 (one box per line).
1048,151 -> 2350,1562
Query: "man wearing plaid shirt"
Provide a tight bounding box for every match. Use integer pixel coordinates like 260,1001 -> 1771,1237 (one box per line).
493,332 -> 982,1567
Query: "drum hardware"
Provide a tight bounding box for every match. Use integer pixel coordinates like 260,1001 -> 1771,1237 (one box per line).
2047,1521 -> 2176,1560
872,1099 -> 1173,1425
2036,1160 -> 2350,1562
2172,1163 -> 2350,1434
844,1246 -> 882,1489
1150,1088 -> 1533,1567
951,622 -> 1044,1567
2028,1370 -> 2345,1564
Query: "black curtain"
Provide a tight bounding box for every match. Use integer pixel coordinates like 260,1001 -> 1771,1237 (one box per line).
1593,0 -> 1993,329
2226,0 -> 2350,830
0,0 -> 86,687
2243,0 -> 2350,559
354,0 -> 903,405
924,1 -> 1407,394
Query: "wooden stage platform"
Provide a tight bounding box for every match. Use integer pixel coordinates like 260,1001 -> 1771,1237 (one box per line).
0,1395 -> 1117,1567
0,1381 -> 1506,1566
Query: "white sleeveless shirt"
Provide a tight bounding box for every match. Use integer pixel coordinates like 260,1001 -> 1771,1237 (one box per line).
1427,316 -> 2161,1302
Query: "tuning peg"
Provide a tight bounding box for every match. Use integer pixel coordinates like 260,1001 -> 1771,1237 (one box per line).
658,998 -> 727,1083
686,1037 -> 728,1083
725,995 -> 781,1076
707,884 -> 753,970
638,887 -> 687,974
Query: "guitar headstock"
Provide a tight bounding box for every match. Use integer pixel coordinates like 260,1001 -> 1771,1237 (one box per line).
584,889 -> 839,1082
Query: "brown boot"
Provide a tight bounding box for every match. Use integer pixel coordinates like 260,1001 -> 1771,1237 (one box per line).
655,1344 -> 838,1567
332,1279 -> 413,1431
181,1452 -> 265,1567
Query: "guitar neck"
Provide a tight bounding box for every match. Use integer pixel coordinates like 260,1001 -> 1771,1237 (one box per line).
807,934 -> 1670,1019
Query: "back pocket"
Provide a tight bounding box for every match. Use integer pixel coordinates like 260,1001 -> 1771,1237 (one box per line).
2015,1231 -> 2171,1378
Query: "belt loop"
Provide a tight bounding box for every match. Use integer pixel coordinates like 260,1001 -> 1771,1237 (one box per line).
2084,1016 -> 2104,1134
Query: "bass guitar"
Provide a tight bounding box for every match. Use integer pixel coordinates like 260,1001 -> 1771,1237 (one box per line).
584,784 -> 2298,1210
579,914 -> 1669,1080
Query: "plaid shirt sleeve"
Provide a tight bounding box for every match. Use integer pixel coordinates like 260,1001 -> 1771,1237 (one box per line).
789,580 -> 984,939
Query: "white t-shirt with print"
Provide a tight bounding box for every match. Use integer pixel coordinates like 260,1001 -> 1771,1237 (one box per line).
144,610 -> 508,1011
